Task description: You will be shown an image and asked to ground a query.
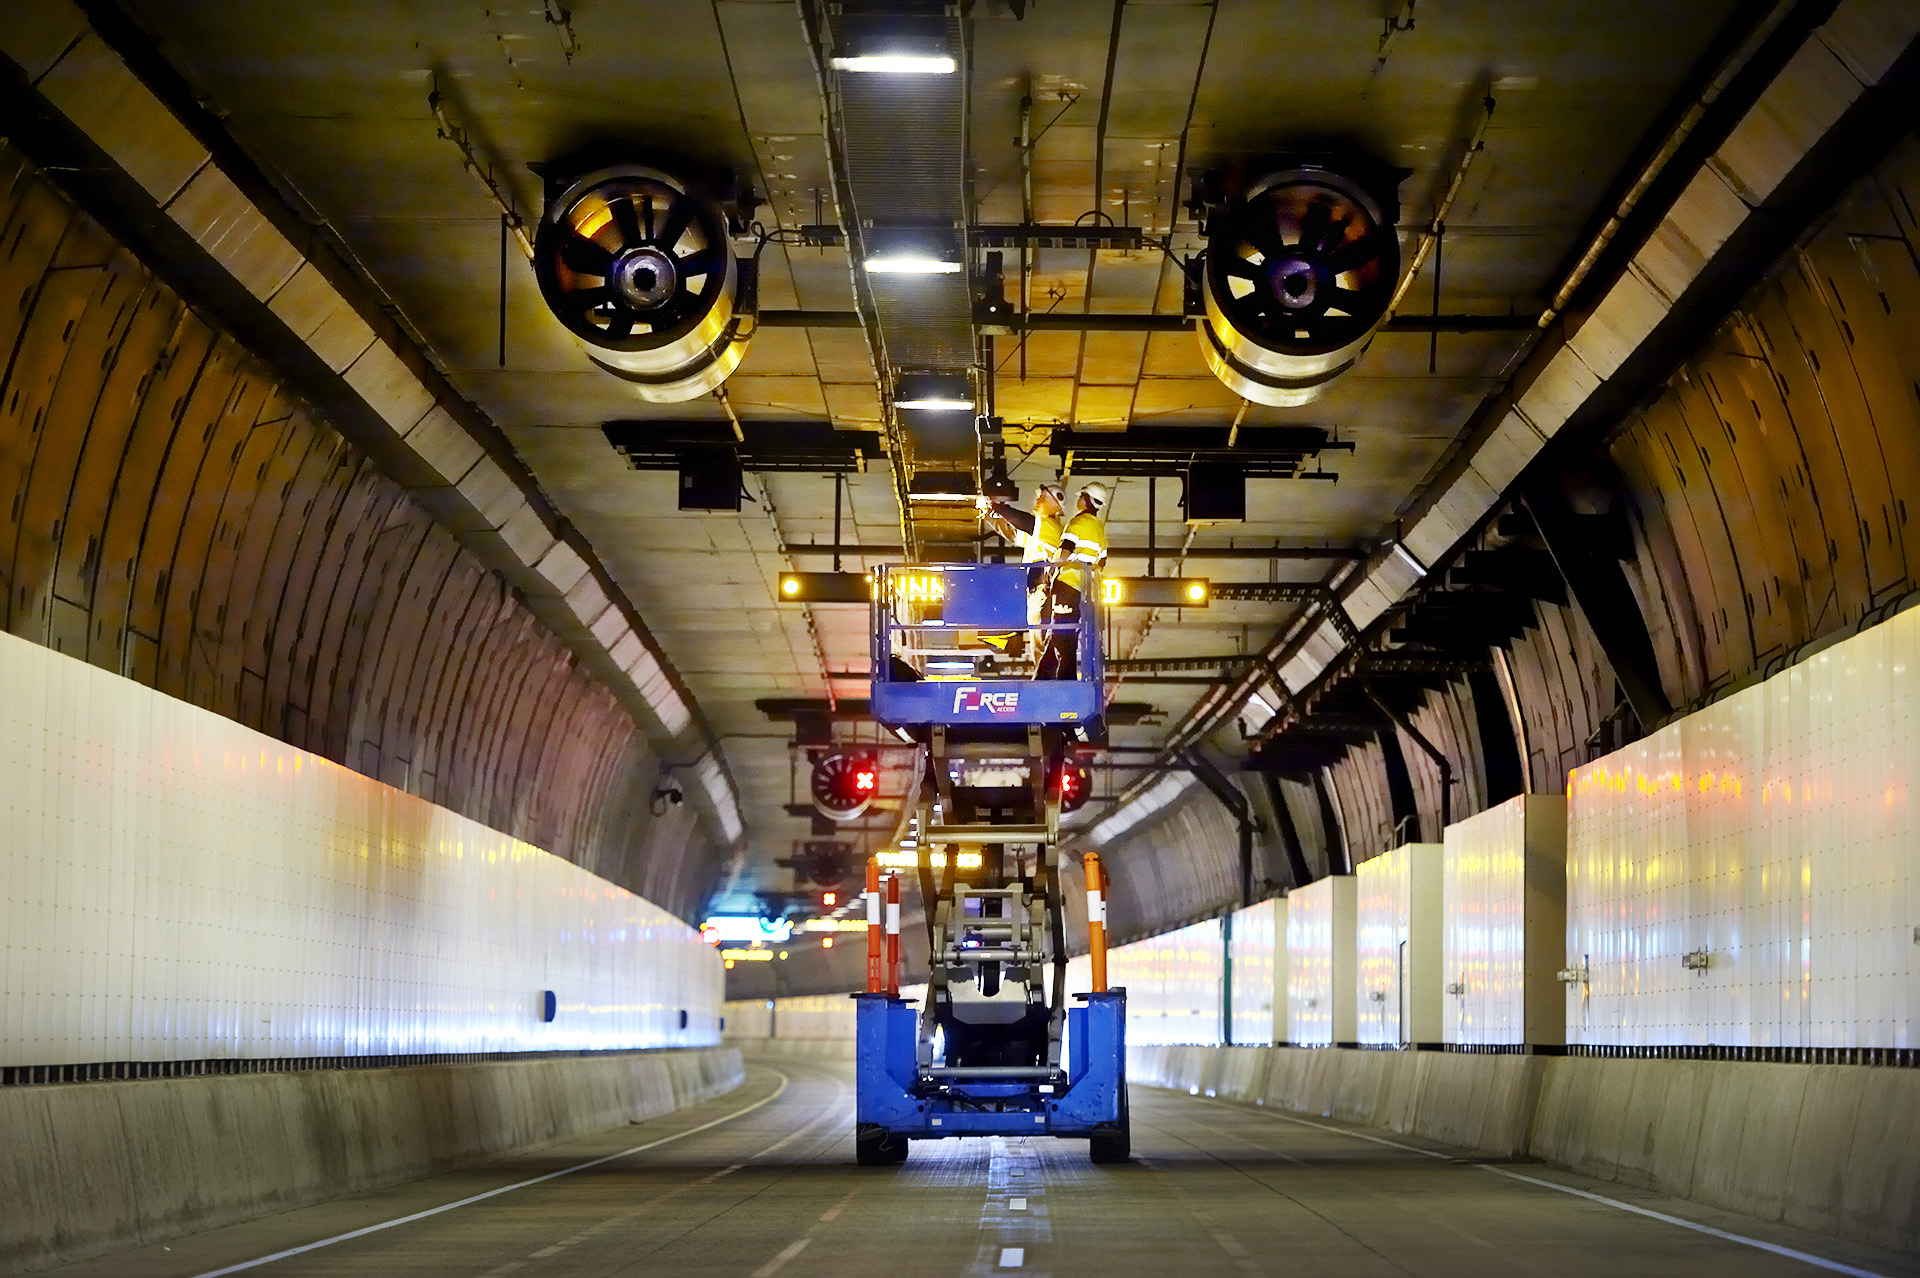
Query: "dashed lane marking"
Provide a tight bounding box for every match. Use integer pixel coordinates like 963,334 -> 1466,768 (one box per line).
999,1247 -> 1025,1267
187,1070 -> 794,1277
749,1237 -> 811,1278
749,1186 -> 861,1277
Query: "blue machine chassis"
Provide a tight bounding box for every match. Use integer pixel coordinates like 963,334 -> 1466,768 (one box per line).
854,991 -> 1127,1141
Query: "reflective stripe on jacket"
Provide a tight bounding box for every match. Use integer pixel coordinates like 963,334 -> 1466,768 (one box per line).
1056,510 -> 1106,591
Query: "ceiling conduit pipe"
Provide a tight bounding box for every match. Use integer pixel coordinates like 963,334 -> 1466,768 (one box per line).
1361,680 -> 1451,836
1387,91 -> 1494,320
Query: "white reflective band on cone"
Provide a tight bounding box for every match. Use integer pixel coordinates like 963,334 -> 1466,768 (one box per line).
885,901 -> 901,934
1086,889 -> 1105,924
866,891 -> 880,925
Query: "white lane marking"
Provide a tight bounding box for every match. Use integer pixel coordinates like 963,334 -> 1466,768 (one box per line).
1215,1100 -> 1891,1277
1475,1165 -> 1890,1278
999,1247 -> 1025,1267
750,1237 -> 811,1278
188,1070 -> 793,1277
750,1185 -> 861,1276
1009,1197 -> 1028,1211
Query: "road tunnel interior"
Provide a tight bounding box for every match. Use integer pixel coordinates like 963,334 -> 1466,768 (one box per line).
4,0 -> 1920,1273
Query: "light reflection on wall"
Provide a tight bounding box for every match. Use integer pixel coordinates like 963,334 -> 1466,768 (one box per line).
0,632 -> 722,1066
1566,607 -> 1918,1049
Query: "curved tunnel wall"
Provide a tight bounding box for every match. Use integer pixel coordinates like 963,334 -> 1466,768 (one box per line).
0,142 -> 722,920
1092,133 -> 1920,940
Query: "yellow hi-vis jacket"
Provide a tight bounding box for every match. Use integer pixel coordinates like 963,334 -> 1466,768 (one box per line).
1018,511 -> 1064,563
1056,509 -> 1107,592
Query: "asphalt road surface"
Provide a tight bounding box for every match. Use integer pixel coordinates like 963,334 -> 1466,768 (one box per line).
45,1058 -> 1920,1277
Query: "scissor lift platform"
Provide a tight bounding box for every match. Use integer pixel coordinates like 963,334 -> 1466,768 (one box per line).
854,562 -> 1127,1165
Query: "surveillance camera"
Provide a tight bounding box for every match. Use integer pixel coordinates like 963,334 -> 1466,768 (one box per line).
650,782 -> 686,815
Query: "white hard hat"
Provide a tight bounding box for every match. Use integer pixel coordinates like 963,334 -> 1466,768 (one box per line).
1080,481 -> 1110,510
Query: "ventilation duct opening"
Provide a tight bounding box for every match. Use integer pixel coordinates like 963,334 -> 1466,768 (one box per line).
1197,166 -> 1399,407
533,161 -> 755,403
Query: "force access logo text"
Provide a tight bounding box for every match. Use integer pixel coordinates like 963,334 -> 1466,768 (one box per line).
954,686 -> 1020,715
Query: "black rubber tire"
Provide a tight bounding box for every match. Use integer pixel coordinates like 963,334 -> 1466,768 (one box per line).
855,1124 -> 909,1166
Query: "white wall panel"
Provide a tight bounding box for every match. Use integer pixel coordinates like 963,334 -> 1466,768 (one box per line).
1567,605 -> 1920,1048
1443,796 -> 1566,1045
1104,918 -> 1223,1046
1355,845 -> 1442,1046
1288,876 -> 1356,1045
1230,898 -> 1284,1045
0,633 -> 721,1066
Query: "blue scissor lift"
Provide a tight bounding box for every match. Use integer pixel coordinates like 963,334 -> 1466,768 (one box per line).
855,564 -> 1128,1166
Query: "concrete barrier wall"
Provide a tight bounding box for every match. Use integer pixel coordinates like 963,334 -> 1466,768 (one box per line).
1131,1044 -> 1920,1254
735,1039 -> 858,1061
0,1046 -> 743,1275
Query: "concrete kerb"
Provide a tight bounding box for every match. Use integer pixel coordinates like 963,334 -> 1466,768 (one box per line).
1136,1044 -> 1920,1257
0,1047 -> 743,1276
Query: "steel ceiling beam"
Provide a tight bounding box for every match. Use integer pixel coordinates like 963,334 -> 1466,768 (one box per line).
781,542 -> 1368,561
757,310 -> 1535,332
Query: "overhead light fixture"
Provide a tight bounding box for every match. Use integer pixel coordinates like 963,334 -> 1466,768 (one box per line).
830,22 -> 955,75
862,225 -> 963,276
895,372 -> 974,412
864,254 -> 963,275
907,470 -> 977,503
830,52 -> 956,74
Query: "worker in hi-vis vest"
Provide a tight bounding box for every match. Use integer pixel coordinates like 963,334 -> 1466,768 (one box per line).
1037,481 -> 1109,680
978,481 -> 1065,660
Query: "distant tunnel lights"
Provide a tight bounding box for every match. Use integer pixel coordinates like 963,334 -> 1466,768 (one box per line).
830,52 -> 957,74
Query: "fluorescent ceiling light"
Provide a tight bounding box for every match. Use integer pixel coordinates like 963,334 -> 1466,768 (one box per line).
895,396 -> 974,410
896,374 -> 973,414
831,53 -> 956,74
863,255 -> 962,274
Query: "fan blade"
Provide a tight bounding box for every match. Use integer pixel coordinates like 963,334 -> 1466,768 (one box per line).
655,195 -> 695,250
1296,199 -> 1332,254
560,232 -> 613,275
1220,253 -> 1261,281
560,284 -> 612,318
1243,215 -> 1287,260
605,312 -> 638,340
675,247 -> 724,280
1324,286 -> 1374,317
1324,233 -> 1383,274
611,197 -> 642,244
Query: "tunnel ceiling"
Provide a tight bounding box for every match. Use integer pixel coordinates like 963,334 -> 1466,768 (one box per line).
100,0 -> 1747,910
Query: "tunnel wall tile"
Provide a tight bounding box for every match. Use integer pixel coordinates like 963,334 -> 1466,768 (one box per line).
0,145 -> 722,922
0,628 -> 723,1066
1565,602 -> 1920,1048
